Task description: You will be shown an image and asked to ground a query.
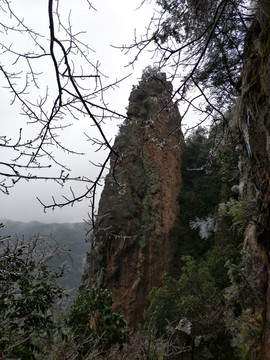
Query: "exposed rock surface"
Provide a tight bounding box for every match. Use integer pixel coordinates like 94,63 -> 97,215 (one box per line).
83,71 -> 183,326
235,5 -> 270,359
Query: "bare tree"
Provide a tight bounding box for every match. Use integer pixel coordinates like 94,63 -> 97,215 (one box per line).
0,0 -> 130,225
0,0 -> 255,225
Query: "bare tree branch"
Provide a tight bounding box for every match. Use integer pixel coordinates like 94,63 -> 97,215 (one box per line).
122,0 -> 253,130
0,0 -> 127,223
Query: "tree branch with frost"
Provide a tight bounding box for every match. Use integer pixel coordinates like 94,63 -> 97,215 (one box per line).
122,0 -> 253,130
190,216 -> 215,240
0,0 -> 127,222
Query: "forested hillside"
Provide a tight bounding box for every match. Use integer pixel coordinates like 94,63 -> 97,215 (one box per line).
82,1 -> 270,358
0,220 -> 88,297
1,0 -> 270,359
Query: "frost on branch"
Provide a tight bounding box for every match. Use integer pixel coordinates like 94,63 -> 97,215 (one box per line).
190,216 -> 215,240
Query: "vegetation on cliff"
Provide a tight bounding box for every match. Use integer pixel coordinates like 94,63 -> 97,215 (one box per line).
1,0 -> 270,359
0,229 -> 130,359
141,125 -> 244,359
0,123 -> 254,360
82,68 -> 183,326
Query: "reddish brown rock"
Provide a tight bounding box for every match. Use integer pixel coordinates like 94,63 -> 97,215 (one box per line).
83,71 -> 183,326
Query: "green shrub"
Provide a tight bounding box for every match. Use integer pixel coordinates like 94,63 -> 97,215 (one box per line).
144,244 -> 241,359
0,235 -> 64,359
66,287 -> 129,358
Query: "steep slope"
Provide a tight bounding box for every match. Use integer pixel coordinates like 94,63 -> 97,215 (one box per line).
83,71 -> 183,326
234,5 -> 270,359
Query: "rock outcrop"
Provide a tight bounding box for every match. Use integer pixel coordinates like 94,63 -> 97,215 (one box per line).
83,70 -> 183,326
235,4 -> 270,358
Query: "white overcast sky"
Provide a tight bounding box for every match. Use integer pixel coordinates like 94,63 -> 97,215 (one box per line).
0,0 -> 161,223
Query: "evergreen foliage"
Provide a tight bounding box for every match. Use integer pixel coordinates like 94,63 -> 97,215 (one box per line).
172,127 -> 226,258
0,228 -> 130,360
0,0 -> 268,358
153,0 -> 252,112
0,234 -> 64,359
0,220 -> 88,299
66,287 -> 129,358
143,125 -> 245,358
144,244 -> 241,359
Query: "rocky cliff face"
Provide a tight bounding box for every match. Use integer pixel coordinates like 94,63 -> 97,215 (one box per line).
83,71 -> 183,326
235,3 -> 270,358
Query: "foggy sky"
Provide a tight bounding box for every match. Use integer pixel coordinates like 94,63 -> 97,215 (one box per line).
0,0 -> 157,223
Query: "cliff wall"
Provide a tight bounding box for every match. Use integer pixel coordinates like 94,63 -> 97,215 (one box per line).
83,72 -> 183,326
235,4 -> 270,358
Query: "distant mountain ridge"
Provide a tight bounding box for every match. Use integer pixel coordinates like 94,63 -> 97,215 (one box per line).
0,219 -> 90,300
